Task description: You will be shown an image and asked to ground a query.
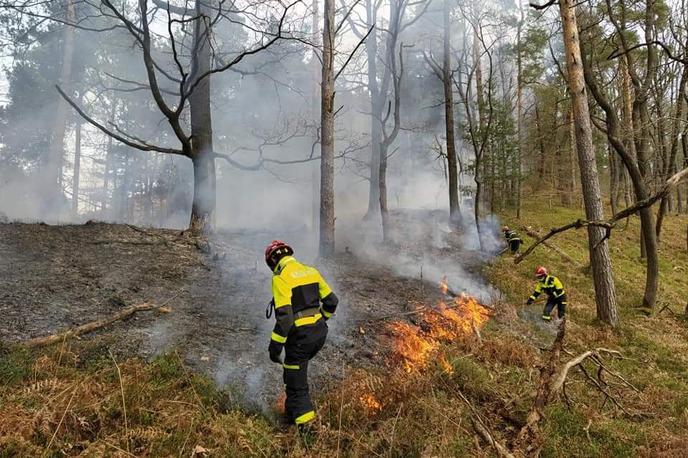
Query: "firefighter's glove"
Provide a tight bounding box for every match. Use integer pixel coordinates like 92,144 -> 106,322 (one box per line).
526,298 -> 534,305
268,341 -> 283,364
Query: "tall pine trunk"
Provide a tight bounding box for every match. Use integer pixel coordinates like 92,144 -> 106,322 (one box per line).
319,0 -> 336,256
560,0 -> 618,326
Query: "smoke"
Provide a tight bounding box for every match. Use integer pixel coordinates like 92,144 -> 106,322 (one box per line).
0,0 -> 518,412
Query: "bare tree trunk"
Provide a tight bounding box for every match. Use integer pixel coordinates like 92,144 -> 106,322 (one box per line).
609,141 -> 618,214
189,2 -> 216,234
364,0 -> 381,221
515,2 -> 524,219
311,0 -> 320,231
443,0 -> 460,230
656,60 -> 688,240
72,120 -> 81,216
319,0 -> 336,256
534,102 -> 547,187
584,14 -> 659,308
559,0 -> 618,326
474,28 -> 488,218
46,0 -> 76,215
380,142 -> 389,241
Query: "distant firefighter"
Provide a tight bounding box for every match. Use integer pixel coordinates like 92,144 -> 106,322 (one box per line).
526,266 -> 567,321
502,226 -> 522,253
264,240 -> 339,431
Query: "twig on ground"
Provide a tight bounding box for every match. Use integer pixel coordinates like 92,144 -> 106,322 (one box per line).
44,383 -> 79,454
109,349 -> 130,453
453,388 -> 515,458
24,302 -> 171,348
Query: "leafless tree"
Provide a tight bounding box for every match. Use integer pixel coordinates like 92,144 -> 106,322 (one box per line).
53,0 -> 303,233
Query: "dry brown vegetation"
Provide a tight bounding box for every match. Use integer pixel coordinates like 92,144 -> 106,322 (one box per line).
1,205 -> 687,457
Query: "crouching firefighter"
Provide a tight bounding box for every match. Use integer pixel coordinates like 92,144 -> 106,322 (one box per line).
264,240 -> 339,429
502,226 -> 522,254
526,266 -> 567,321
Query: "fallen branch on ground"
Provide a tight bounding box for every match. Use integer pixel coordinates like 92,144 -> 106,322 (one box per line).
514,318 -> 567,454
516,320 -> 636,454
515,166 -> 688,264
452,385 -> 515,458
23,302 -> 171,348
517,226 -> 581,266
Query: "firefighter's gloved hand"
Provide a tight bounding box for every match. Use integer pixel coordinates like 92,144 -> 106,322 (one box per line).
526,298 -> 534,305
268,341 -> 283,364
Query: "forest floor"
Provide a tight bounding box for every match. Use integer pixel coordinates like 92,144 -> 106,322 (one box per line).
0,204 -> 687,457
0,213 -> 493,413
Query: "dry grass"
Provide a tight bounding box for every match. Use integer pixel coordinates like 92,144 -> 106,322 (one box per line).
490,201 -> 688,456
1,202 -> 686,457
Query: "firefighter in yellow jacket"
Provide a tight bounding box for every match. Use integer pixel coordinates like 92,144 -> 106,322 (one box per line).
526,266 -> 567,321
264,240 -> 339,428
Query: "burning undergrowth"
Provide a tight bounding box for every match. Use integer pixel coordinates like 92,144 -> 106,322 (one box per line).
387,277 -> 492,374
316,277 -> 494,428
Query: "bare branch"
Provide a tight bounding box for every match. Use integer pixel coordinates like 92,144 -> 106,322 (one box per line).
56,85 -> 186,157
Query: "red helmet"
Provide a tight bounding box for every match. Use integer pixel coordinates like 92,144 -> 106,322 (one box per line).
535,266 -> 547,278
264,240 -> 293,269
502,226 -> 510,232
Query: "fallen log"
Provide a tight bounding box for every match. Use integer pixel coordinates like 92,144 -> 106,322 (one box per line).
23,302 -> 171,348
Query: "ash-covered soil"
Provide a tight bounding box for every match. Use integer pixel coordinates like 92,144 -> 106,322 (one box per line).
0,217 -> 494,411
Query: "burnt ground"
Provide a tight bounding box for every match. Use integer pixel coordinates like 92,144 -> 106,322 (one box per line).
0,216 -> 495,413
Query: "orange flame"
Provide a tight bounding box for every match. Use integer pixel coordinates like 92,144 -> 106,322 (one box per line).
388,279 -> 491,373
359,393 -> 383,412
438,353 -> 454,374
389,321 -> 439,373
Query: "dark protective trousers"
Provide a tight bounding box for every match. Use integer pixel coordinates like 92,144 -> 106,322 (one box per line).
543,294 -> 567,320
283,320 -> 328,424
508,239 -> 522,253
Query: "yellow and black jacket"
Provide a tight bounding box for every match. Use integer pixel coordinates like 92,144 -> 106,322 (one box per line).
270,256 -> 338,345
529,275 -> 566,302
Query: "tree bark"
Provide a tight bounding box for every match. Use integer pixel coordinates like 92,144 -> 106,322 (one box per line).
515,2 -> 524,219
380,142 -> 389,241
534,102 -> 546,186
311,0 -> 320,231
559,0 -> 618,326
319,0 -> 336,256
189,1 -> 216,234
583,9 -> 659,309
364,0 -> 381,221
656,58 -> 688,240
72,120 -> 81,216
474,27 -> 488,219
443,0 -> 460,230
45,0 -> 76,215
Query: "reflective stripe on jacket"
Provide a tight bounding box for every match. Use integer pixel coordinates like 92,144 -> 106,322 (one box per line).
529,275 -> 565,302
270,256 -> 338,344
